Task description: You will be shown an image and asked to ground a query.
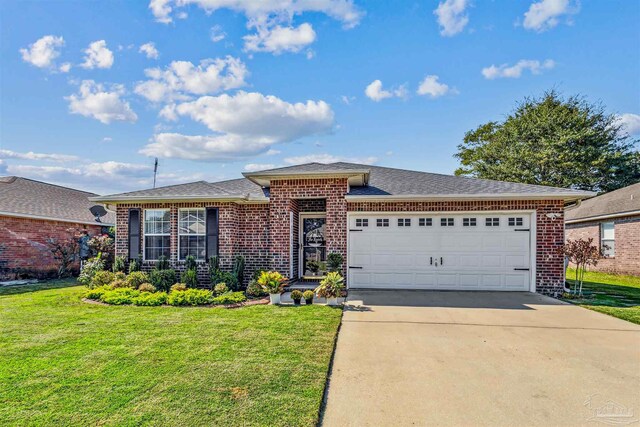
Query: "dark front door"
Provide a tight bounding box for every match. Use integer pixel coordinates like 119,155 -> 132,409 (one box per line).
301,216 -> 326,277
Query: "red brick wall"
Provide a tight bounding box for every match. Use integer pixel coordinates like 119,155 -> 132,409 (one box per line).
348,200 -> 566,295
565,215 -> 640,276
0,215 -> 103,280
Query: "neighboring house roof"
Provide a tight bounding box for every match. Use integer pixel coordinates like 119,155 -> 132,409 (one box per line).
0,176 -> 115,226
565,182 -> 640,223
91,162 -> 594,203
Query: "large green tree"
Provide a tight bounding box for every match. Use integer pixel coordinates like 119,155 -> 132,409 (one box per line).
454,91 -> 640,192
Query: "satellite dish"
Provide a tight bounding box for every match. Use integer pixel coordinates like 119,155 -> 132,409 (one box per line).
89,205 -> 108,223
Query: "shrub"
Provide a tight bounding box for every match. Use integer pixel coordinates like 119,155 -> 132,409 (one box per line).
181,268 -> 199,288
252,269 -> 268,281
211,271 -> 239,291
78,256 -> 105,286
245,280 -> 267,297
88,234 -> 115,270
315,272 -> 344,298
150,269 -> 177,292
212,291 -> 247,305
112,256 -> 126,273
138,283 -> 156,293
184,255 -> 197,271
171,283 -> 188,292
128,258 -> 141,273
89,270 -> 115,289
208,256 -> 220,276
303,290 -> 314,301
155,255 -> 170,271
327,252 -> 343,272
257,271 -> 286,294
100,288 -> 140,305
233,255 -> 245,287
132,291 -> 167,306
114,271 -> 127,281
84,285 -> 112,300
167,289 -> 213,306
214,283 -> 229,295
126,271 -> 150,289
291,290 -> 303,301
110,279 -> 129,289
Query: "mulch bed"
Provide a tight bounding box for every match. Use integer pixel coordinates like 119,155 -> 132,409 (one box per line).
81,297 -> 270,309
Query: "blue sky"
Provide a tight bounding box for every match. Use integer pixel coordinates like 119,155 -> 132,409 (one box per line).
1,0 -> 638,194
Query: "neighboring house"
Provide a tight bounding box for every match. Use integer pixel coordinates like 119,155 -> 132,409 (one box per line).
565,182 -> 640,276
0,176 -> 115,280
91,162 -> 593,296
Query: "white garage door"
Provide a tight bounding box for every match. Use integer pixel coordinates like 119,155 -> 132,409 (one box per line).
348,213 -> 533,291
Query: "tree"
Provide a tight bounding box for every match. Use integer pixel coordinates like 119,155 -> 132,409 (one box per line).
46,228 -> 82,278
561,238 -> 601,296
455,91 -> 640,193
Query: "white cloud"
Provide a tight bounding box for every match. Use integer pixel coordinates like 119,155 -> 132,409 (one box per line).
341,95 -> 355,105
210,25 -> 226,42
81,40 -> 114,69
0,159 -> 6,174
416,75 -> 455,98
20,35 -> 65,69
265,149 -> 281,155
364,80 -> 407,102
244,23 -> 316,54
0,149 -> 79,162
482,59 -> 555,79
617,113 -> 640,136
59,62 -> 72,73
102,137 -> 113,143
66,80 -> 138,124
434,0 -> 470,37
283,154 -> 377,165
523,0 -> 579,32
141,91 -> 334,161
244,163 -> 277,172
134,56 -> 248,103
139,42 -> 159,59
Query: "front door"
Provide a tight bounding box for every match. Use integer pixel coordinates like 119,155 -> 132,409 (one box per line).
301,215 -> 327,277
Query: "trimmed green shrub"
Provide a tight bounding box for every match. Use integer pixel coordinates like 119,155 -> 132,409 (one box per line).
89,270 -> 115,289
184,255 -> 197,271
110,279 -> 129,289
181,268 -> 199,288
150,269 -> 177,292
112,256 -> 126,273
212,291 -> 246,305
114,271 -> 127,281
170,283 -> 187,292
245,280 -> 267,297
212,271 -> 239,291
128,258 -> 140,273
100,288 -> 140,305
208,256 -> 219,275
84,285 -> 112,300
233,255 -> 245,288
303,290 -> 314,303
155,255 -> 170,271
138,283 -> 156,293
132,291 -> 167,306
78,256 -> 104,286
214,282 -> 229,295
126,271 -> 150,289
167,289 -> 213,306
291,290 -> 303,301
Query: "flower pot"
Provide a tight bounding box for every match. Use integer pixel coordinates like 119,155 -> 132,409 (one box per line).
305,299 -> 313,305
326,296 -> 338,306
293,299 -> 301,305
269,293 -> 281,305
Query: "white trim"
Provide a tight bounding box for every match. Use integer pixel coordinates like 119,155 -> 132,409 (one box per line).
177,208 -> 206,261
346,210 -> 537,292
89,194 -> 270,203
298,212 -> 327,278
345,192 -> 594,202
565,209 -> 640,224
142,208 -> 171,262
289,211 -> 294,279
0,211 -> 114,227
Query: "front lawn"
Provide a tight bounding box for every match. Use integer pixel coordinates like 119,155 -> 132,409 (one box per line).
0,280 -> 342,426
565,268 -> 640,324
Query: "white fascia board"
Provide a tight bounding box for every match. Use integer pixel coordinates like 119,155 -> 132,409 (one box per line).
344,192 -> 595,202
88,194 -> 251,203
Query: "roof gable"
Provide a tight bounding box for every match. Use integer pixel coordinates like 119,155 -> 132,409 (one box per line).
565,182 -> 640,222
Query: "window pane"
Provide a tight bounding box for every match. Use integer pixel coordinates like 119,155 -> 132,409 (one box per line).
602,240 -> 615,257
179,235 -> 206,260
601,222 -> 615,240
145,236 -> 171,260
179,209 -> 205,235
144,209 -> 170,234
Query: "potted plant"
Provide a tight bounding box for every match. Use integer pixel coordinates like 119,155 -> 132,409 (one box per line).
257,271 -> 287,304
303,290 -> 314,305
314,271 -> 344,306
291,290 -> 303,305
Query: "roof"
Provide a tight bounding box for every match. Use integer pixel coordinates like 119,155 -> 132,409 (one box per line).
0,176 -> 115,225
565,182 -> 640,223
91,162 -> 594,203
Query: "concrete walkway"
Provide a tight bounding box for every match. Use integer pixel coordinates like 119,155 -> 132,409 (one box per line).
321,291 -> 640,426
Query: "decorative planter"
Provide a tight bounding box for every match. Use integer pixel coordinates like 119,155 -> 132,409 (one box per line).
269,293 -> 281,305
293,299 -> 301,305
305,299 -> 313,305
326,296 -> 339,306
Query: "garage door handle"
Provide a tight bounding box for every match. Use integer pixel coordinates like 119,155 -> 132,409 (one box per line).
349,229 -> 363,232
514,229 -> 530,232
430,257 -> 433,265
440,257 -> 443,265
513,268 -> 530,271
349,266 -> 363,269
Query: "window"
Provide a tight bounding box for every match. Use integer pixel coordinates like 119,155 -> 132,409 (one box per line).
355,218 -> 368,227
463,218 -> 477,227
440,218 -> 454,227
419,218 -> 432,227
376,218 -> 389,227
485,217 -> 500,227
601,222 -> 615,257
398,218 -> 411,227
144,209 -> 170,260
508,217 -> 524,227
179,209 -> 206,260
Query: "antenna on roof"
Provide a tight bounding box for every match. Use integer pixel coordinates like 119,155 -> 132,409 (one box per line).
153,157 -> 158,188
89,205 -> 108,223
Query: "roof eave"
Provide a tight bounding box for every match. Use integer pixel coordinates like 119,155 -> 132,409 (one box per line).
88,194 -> 261,204
565,209 -> 640,224
0,210 -> 115,227
242,169 -> 370,187
345,192 -> 595,202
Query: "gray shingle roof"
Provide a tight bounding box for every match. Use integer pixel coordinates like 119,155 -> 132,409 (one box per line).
0,176 -> 115,225
565,182 -> 640,222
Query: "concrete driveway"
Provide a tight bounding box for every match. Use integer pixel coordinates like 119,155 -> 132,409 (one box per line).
321,291 -> 640,426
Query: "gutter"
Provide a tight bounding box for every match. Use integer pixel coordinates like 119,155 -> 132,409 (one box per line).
565,209 -> 640,224
88,193 -> 269,204
344,191 -> 595,202
0,211 -> 114,227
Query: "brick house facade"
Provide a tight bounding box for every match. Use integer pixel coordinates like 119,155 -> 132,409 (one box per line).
94,163 -> 593,295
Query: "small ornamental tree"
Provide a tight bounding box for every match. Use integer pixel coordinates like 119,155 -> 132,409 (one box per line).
561,238 -> 601,295
46,227 -> 82,278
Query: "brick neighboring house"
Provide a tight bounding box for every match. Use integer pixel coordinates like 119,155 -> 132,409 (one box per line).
0,176 -> 115,280
565,182 -> 640,276
91,162 -> 593,296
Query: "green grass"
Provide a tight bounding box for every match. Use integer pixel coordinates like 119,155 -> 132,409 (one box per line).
0,280 -> 342,426
565,268 -> 640,324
